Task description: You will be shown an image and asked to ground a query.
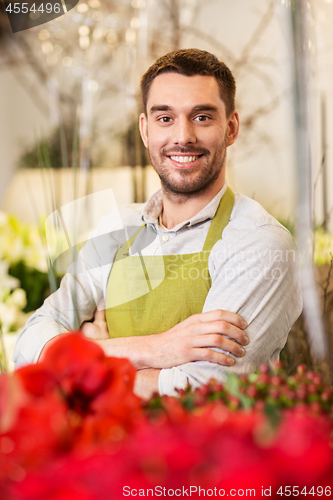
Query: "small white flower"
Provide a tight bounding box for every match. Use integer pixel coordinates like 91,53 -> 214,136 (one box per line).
0,303 -> 17,333
8,288 -> 27,310
0,261 -> 20,291
1,332 -> 19,372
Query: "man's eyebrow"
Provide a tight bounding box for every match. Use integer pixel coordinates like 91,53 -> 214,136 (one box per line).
149,105 -> 172,114
191,105 -> 219,113
149,104 -> 219,115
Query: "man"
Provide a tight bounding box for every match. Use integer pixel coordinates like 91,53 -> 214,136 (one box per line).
13,49 -> 302,399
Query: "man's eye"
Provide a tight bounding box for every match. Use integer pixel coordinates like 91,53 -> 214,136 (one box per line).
195,115 -> 209,122
159,116 -> 172,123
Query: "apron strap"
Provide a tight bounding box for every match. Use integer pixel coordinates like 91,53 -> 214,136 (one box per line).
118,188 -> 234,256
116,223 -> 145,259
202,186 -> 235,253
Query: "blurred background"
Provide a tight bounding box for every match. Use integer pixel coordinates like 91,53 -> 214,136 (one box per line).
0,0 -> 332,375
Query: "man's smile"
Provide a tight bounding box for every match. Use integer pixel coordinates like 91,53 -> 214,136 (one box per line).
168,154 -> 203,167
169,155 -> 201,163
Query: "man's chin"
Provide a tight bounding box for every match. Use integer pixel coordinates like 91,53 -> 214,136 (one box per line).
160,178 -> 213,196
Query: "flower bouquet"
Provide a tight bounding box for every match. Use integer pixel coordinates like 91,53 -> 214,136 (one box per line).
1,333 -> 333,499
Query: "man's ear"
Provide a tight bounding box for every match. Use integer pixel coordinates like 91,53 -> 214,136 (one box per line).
139,113 -> 148,149
226,110 -> 240,147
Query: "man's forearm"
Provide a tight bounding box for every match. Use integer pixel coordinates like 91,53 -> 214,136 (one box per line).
94,336 -> 154,369
92,310 -> 247,371
134,369 -> 160,399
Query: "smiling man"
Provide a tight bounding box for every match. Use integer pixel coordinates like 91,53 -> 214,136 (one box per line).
14,49 -> 302,399
139,71 -> 236,226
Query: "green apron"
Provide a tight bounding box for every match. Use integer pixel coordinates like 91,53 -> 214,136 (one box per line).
106,187 -> 235,338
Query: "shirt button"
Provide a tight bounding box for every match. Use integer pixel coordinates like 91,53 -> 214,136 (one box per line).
162,235 -> 169,242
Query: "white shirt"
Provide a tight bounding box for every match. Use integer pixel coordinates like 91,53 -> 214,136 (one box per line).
13,186 -> 303,395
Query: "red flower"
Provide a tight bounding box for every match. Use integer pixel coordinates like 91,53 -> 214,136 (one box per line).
3,339 -> 333,500
1,333 -> 144,496
271,408 -> 333,484
0,376 -> 71,492
37,334 -> 143,446
15,364 -> 58,398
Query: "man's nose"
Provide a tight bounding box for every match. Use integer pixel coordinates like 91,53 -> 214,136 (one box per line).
172,117 -> 196,145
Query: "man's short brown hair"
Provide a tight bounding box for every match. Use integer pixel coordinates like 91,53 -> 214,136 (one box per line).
140,48 -> 236,117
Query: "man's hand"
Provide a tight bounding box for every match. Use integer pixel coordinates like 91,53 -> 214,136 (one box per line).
145,309 -> 248,369
81,300 -> 109,340
82,306 -> 249,370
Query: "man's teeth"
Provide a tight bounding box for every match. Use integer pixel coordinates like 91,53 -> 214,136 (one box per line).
170,155 -> 199,163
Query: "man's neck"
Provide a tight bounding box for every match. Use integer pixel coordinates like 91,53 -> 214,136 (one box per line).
160,182 -> 225,229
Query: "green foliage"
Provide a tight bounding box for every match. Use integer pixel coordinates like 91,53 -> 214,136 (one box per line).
277,218 -> 333,266
314,228 -> 333,266
145,362 -> 333,425
18,124 -> 81,170
225,372 -> 253,408
8,261 -> 62,313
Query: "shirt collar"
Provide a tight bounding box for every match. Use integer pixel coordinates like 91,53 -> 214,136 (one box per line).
141,184 -> 228,231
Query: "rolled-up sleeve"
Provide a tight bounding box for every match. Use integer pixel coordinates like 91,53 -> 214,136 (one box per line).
158,224 -> 303,396
12,218 -> 119,367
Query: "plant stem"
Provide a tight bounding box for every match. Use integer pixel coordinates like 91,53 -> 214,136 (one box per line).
0,321 -> 8,374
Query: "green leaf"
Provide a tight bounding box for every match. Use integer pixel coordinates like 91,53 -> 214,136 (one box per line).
248,373 -> 258,383
264,402 -> 281,427
225,373 -> 253,409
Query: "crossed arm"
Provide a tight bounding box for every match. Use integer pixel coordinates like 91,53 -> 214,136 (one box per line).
40,306 -> 249,399
19,217 -> 302,399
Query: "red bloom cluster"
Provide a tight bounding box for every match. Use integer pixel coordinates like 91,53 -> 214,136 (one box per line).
0,333 -> 141,498
171,362 -> 333,416
1,334 -> 333,500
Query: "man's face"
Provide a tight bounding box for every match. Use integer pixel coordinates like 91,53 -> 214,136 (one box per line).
139,72 -> 239,197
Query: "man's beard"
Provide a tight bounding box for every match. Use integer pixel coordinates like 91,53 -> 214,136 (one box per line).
148,136 -> 227,197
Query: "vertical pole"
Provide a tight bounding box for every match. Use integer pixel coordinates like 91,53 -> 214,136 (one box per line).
290,0 -> 326,358
321,93 -> 328,231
